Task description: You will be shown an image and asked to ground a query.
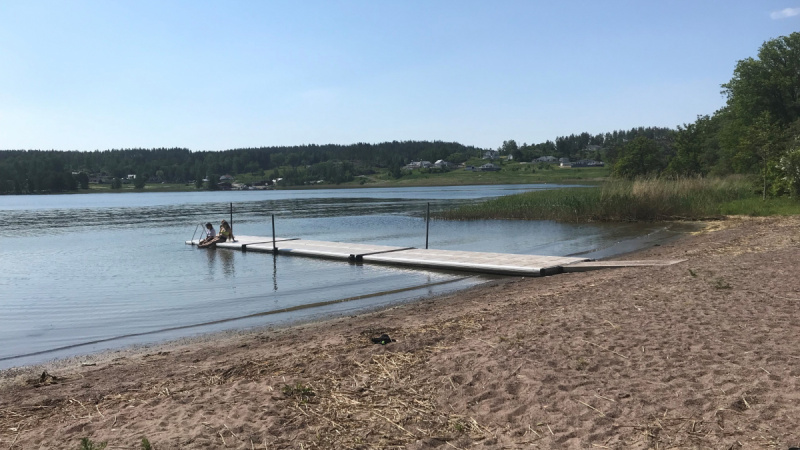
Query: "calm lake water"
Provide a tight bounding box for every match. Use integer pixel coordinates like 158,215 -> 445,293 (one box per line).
0,185 -> 692,369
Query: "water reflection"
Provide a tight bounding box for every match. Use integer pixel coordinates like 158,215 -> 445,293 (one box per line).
201,247 -> 237,279
0,186 -> 699,369
0,198 -> 468,237
219,249 -> 235,277
204,247 -> 217,277
272,254 -> 278,291
0,184 -> 579,238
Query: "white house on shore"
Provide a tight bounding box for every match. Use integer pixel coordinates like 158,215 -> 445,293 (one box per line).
404,161 -> 433,170
434,160 -> 456,169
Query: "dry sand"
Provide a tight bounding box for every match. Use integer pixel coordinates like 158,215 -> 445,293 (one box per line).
1,215 -> 799,449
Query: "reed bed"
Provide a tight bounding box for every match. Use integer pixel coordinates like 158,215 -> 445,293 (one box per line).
438,177 -> 757,222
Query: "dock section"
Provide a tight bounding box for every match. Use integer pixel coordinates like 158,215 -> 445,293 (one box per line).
362,248 -> 587,276
250,239 -> 415,261
186,235 -> 683,277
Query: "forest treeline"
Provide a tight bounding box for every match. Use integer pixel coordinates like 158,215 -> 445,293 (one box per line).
0,132 -> 660,194
0,141 -> 486,193
1,32 -> 799,196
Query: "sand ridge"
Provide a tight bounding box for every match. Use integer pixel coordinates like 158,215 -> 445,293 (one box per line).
1,215 -> 799,449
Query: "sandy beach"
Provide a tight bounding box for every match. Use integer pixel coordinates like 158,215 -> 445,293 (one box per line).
1,215 -> 799,449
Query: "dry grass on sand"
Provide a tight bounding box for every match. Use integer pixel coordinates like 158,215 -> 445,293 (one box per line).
1,216 -> 800,449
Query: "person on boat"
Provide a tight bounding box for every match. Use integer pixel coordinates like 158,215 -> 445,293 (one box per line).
198,223 -> 216,246
198,219 -> 235,248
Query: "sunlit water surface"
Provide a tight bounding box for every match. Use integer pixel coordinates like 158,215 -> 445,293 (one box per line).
0,185 -> 694,368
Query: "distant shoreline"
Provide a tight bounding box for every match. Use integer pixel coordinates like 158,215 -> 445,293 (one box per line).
3,177 -> 603,194
1,165 -> 610,195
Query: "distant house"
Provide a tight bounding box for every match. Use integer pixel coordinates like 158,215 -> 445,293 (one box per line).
464,165 -> 477,171
220,174 -> 234,181
535,156 -> 558,163
252,180 -> 273,190
126,174 -> 136,180
89,173 -> 113,183
404,161 -> 433,170
482,150 -> 499,160
571,159 -> 605,167
434,160 -> 456,169
479,163 -> 500,171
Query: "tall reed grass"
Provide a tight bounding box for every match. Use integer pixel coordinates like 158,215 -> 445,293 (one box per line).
439,177 -> 760,222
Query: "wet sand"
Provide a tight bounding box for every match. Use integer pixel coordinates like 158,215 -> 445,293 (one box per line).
1,215 -> 799,449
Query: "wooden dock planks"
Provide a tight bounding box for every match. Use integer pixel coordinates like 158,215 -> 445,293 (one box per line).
249,239 -> 413,260
185,235 -> 683,277
362,248 -> 587,276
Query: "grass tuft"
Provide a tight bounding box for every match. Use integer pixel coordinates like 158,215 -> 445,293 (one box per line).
79,438 -> 107,450
283,383 -> 316,402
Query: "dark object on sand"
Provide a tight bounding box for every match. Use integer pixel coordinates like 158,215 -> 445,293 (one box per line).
371,334 -> 395,345
27,371 -> 59,387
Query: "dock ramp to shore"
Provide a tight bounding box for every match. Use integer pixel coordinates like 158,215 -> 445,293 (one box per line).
185,235 -> 684,277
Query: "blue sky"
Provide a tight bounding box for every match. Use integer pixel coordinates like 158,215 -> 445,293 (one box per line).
1,1 -> 798,151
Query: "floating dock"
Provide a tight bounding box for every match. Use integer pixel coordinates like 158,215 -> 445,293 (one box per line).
186,235 -> 684,277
